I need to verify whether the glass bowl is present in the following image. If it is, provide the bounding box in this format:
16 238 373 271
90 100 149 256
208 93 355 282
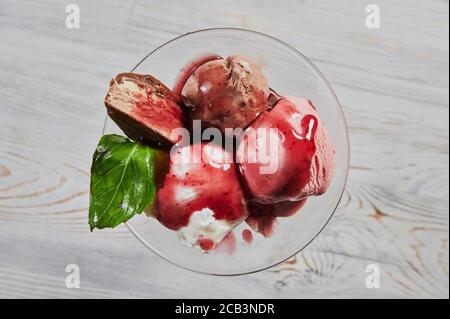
103 28 350 276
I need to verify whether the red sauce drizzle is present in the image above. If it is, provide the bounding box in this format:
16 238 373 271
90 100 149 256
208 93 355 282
173 54 223 100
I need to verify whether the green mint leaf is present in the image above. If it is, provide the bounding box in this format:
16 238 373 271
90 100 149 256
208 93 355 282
89 134 168 230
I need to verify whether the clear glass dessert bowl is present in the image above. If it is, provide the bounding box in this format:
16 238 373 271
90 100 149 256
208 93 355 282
103 28 350 276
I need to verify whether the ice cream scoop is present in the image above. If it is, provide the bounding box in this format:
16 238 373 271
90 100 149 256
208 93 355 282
237 96 336 204
105 73 184 147
152 142 247 250
181 55 270 133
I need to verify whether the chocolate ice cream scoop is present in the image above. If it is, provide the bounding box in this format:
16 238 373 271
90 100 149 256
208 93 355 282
181 55 270 133
105 73 184 147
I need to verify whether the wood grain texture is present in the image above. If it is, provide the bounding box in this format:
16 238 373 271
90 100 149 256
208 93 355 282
0 0 448 298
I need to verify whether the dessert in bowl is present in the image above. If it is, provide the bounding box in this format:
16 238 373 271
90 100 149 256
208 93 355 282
91 28 349 275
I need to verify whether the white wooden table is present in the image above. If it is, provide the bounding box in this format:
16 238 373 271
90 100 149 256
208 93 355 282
0 0 448 298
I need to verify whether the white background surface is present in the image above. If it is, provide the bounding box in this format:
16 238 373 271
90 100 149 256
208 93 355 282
0 0 448 298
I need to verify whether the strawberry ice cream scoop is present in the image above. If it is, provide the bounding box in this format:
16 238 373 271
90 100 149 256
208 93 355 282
181 55 270 133
152 143 247 250
237 96 336 204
